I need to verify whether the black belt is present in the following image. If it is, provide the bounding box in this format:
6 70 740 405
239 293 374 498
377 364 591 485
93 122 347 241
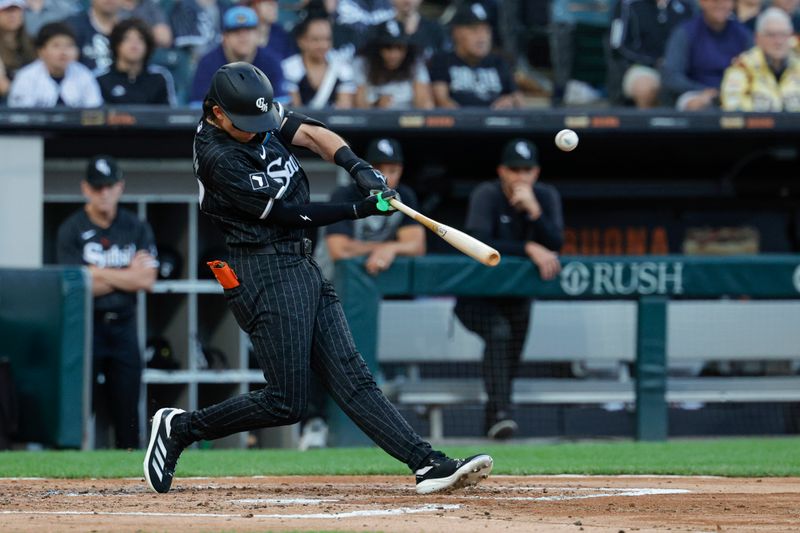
234 238 313 256
94 310 134 324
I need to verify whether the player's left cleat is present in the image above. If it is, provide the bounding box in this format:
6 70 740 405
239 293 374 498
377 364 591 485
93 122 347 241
144 407 186 494
415 452 493 494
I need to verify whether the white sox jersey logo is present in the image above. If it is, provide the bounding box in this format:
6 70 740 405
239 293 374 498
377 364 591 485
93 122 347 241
267 155 300 182
83 242 136 268
249 172 269 190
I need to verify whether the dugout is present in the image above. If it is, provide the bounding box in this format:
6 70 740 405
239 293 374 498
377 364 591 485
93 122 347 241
1 107 799 447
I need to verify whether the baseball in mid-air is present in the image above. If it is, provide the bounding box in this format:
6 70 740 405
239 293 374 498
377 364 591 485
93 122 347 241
555 129 579 152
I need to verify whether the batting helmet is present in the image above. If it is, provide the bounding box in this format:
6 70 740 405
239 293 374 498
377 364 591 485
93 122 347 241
206 62 281 133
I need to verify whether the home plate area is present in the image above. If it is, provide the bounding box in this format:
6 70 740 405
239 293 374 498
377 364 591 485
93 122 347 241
1 475 798 532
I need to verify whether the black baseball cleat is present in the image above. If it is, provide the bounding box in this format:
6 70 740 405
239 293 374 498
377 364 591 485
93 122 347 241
144 407 186 494
487 419 518 440
415 452 493 494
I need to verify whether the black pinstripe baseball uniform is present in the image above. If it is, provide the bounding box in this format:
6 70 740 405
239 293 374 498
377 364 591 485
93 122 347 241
174 110 433 470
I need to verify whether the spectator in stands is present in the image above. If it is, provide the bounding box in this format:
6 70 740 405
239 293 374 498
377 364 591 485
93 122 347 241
334 0 394 50
24 0 79 38
190 5 285 105
608 0 694 108
353 18 432 108
243 0 294 60
661 0 752 110
0 0 36 102
294 0 368 58
57 155 158 449
282 12 355 108
8 21 103 106
67 0 127 74
454 139 563 440
318 137 425 276
429 2 521 108
96 18 175 105
736 0 761 32
120 0 172 48
170 0 224 58
391 0 446 61
721 7 800 110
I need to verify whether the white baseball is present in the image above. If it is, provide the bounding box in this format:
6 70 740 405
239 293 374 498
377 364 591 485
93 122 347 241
555 129 579 152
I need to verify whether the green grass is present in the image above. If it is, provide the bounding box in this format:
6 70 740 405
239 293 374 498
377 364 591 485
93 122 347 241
1 437 798 478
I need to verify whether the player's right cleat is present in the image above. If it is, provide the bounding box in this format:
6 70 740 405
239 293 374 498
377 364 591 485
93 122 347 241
144 407 186 494
415 452 493 494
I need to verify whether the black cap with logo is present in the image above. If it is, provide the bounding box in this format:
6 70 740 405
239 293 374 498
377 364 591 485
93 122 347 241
451 2 491 26
373 19 408 47
500 139 539 167
365 138 404 164
86 155 122 187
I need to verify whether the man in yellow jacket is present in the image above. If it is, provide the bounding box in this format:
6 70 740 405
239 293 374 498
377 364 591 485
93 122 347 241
721 7 800 111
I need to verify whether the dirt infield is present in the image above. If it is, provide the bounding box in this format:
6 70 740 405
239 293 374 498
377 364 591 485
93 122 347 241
1 475 798 532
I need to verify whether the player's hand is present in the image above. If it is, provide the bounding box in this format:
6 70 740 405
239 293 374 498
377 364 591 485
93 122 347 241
510 185 541 219
365 243 397 276
350 160 389 196
353 189 398 218
525 241 561 280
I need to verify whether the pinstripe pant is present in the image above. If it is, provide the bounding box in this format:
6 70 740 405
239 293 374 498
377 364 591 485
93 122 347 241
180 248 433 471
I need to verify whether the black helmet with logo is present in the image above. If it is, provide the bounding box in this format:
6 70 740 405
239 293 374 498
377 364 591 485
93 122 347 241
206 62 281 133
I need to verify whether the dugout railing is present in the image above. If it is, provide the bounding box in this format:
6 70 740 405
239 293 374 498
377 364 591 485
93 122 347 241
331 255 800 444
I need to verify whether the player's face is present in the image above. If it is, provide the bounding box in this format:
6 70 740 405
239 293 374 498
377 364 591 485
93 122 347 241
82 180 124 215
757 19 793 61
212 106 257 143
0 6 24 33
39 35 78 75
380 44 407 70
498 165 539 197
117 28 147 64
374 162 403 189
223 28 259 60
299 19 332 62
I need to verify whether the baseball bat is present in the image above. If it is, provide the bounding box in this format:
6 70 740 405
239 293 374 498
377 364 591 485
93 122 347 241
388 198 501 267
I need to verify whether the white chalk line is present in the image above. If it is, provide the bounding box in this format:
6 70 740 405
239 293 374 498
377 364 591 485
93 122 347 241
229 498 340 505
0 504 461 520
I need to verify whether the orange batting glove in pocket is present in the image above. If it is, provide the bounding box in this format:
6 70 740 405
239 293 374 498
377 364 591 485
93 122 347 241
207 260 240 290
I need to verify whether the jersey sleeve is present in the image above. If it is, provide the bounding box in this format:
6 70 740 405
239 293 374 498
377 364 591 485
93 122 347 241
212 153 289 220
324 186 357 237
428 52 450 84
137 220 159 258
56 217 84 265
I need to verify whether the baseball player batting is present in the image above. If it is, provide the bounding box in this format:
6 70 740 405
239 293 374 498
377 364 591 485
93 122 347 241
143 62 493 495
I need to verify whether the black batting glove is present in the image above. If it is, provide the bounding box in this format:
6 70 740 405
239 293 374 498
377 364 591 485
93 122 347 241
334 145 389 196
352 189 398 218
351 161 389 196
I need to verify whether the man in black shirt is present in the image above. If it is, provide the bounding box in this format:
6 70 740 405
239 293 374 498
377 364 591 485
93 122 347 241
97 18 175 105
143 62 492 496
323 137 425 276
455 139 563 440
66 0 124 74
57 155 158 449
430 2 521 108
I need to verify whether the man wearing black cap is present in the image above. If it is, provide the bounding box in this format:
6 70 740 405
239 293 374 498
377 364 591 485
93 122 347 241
322 137 425 276
455 139 564 440
429 1 521 108
56 155 158 449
